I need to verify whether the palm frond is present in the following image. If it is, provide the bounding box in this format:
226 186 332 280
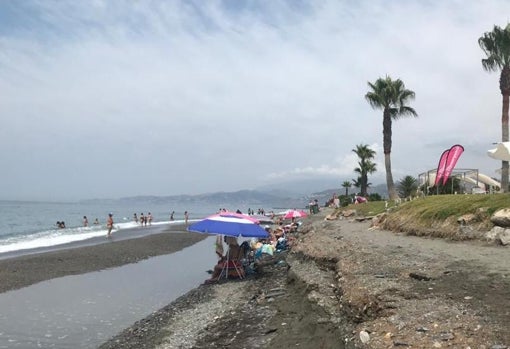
479 23 510 72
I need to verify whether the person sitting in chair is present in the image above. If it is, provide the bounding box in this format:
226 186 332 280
205 236 244 284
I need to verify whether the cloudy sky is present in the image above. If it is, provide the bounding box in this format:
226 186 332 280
1 0 509 201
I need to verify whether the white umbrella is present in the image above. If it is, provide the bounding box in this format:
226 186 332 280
488 142 510 161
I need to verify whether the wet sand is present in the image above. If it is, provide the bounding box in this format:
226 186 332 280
0 223 205 294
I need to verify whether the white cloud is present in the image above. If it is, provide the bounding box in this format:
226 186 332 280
0 0 509 200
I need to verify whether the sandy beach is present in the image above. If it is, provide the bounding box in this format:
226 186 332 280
1 210 509 348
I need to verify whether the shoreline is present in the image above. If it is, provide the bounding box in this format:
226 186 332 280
0 223 205 294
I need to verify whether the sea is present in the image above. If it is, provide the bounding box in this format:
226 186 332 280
0 200 274 256
0 199 283 348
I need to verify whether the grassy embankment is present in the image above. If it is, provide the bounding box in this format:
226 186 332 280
341 194 510 240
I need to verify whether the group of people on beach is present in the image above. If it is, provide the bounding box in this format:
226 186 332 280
204 210 298 284
81 216 100 227
133 212 153 226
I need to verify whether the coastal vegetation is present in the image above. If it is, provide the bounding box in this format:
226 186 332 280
341 194 510 239
341 181 352 196
397 175 419 198
479 23 510 192
365 76 418 200
352 144 377 197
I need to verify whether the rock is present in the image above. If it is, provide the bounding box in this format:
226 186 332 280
371 213 387 227
491 208 510 228
325 214 338 221
437 331 455 341
486 227 503 242
342 209 356 218
487 226 510 245
496 229 510 246
416 326 429 332
359 330 370 343
458 213 477 225
394 341 411 347
355 216 374 222
409 272 432 281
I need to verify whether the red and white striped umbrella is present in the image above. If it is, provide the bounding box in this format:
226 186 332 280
283 210 308 219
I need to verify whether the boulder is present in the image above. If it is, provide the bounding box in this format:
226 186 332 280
324 214 338 221
486 226 503 242
486 226 510 245
342 209 356 218
497 229 510 246
371 213 387 228
490 208 510 228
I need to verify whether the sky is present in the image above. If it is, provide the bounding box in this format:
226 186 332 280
1 0 510 201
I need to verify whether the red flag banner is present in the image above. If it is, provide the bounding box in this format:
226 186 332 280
442 144 464 185
434 149 450 186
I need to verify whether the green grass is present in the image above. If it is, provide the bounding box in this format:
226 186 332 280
392 194 509 220
336 194 510 239
342 194 510 221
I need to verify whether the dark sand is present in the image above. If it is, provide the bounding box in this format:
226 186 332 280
0 224 205 294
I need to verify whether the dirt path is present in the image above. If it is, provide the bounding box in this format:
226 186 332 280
288 212 510 348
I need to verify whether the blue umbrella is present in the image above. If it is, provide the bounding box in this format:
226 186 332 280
187 212 269 238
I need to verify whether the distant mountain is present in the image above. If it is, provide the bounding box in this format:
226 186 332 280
81 181 388 208
83 190 307 209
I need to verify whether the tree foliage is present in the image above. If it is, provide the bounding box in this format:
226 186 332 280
479 23 510 192
341 181 352 196
365 76 417 199
397 175 418 198
352 144 377 197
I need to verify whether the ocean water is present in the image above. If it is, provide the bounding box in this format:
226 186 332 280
0 237 218 348
0 200 246 256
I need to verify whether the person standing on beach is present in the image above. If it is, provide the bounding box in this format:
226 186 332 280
133 213 138 224
170 211 174 221
140 213 145 226
106 213 114 237
83 216 88 227
148 212 153 225
184 211 189 225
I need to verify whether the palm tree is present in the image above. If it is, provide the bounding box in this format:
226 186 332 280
351 177 361 192
479 23 510 192
352 144 377 197
397 175 418 198
365 76 417 200
341 181 352 196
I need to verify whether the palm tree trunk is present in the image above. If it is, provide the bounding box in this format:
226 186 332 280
361 173 367 197
501 92 509 192
385 153 398 200
383 110 398 200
